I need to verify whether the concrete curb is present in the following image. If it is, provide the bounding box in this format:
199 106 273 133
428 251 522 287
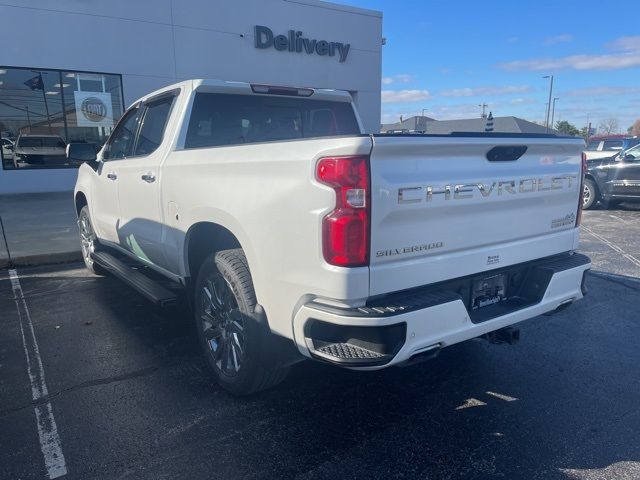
0 250 83 269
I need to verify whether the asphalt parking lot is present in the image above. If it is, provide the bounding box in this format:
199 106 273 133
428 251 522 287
2 205 640 480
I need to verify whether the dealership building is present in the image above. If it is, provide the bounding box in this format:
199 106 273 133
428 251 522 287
0 0 382 194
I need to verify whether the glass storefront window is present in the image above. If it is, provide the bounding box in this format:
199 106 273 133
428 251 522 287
0 67 124 170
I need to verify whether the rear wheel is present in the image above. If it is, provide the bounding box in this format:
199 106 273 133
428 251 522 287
582 178 598 210
78 206 105 275
194 248 289 395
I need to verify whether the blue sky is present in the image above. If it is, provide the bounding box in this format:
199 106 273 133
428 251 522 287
345 0 639 131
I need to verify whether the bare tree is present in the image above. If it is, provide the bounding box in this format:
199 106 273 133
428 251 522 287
598 118 620 135
629 119 640 136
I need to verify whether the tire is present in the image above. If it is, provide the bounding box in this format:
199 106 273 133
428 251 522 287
194 248 289 395
77 206 106 275
582 178 598 210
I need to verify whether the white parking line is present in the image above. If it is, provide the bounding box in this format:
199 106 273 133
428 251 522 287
9 269 67 479
608 214 631 224
582 226 640 269
486 391 518 402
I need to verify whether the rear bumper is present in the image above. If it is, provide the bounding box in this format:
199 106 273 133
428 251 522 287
293 253 590 369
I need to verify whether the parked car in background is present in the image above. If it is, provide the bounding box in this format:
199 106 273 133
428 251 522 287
1 137 14 168
12 134 68 168
583 143 640 209
584 135 640 160
385 129 410 134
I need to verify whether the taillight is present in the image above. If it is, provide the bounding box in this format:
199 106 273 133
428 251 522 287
576 152 587 226
316 155 370 267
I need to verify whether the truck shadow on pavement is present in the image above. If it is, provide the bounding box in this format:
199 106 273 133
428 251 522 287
587 201 640 212
2 267 639 479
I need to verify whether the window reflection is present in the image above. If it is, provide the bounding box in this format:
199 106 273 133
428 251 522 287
0 67 124 170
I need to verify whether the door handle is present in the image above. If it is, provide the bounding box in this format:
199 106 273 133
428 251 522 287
141 172 156 183
107 172 117 181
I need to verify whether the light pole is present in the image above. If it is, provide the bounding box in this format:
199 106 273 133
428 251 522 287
585 114 591 142
478 103 488 118
26 105 31 132
550 97 559 130
421 108 428 117
543 75 554 132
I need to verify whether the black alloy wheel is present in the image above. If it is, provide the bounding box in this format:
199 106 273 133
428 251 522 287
194 249 290 395
199 272 246 377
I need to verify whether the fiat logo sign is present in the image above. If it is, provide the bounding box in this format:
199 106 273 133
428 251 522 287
80 97 107 122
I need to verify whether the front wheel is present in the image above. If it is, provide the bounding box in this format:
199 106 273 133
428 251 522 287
78 206 105 275
582 178 598 210
194 249 289 395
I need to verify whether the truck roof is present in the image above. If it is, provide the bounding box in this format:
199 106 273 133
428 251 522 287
589 134 638 141
132 79 354 106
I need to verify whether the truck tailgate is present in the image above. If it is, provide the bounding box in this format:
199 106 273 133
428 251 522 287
369 135 585 296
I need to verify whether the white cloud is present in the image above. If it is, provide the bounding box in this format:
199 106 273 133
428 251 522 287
382 89 431 104
498 52 640 71
381 101 638 132
499 35 640 71
381 74 414 86
607 36 640 52
439 85 532 97
418 103 487 120
382 99 540 123
565 86 640 97
395 74 413 83
543 34 573 45
509 97 536 105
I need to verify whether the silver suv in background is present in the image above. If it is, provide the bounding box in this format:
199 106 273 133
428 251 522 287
12 134 68 168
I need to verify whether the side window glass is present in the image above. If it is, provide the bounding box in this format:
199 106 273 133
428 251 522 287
134 96 175 156
603 140 623 151
625 147 640 161
103 107 140 160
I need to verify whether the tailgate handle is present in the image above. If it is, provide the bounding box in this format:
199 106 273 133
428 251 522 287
486 145 527 162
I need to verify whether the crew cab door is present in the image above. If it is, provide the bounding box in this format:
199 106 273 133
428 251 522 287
91 104 142 243
116 91 178 269
609 148 640 198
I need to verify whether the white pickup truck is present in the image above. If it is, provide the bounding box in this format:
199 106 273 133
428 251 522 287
71 79 590 395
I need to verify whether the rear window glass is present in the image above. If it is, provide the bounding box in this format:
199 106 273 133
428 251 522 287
185 93 360 149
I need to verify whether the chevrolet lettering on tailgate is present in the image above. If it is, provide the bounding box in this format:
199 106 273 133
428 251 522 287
398 175 578 203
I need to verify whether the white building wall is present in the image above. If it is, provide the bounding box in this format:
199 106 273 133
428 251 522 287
0 0 382 194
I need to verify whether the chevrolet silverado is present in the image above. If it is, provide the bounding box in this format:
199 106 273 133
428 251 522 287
70 79 591 395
